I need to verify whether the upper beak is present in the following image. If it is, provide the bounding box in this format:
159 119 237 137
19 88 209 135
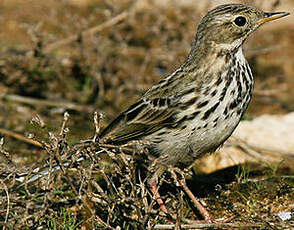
257 11 290 24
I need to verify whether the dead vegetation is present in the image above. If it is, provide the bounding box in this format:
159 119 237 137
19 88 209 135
0 0 293 229
1 113 292 229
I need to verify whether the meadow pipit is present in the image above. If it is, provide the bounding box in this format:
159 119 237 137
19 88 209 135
100 3 289 222
19 3 289 223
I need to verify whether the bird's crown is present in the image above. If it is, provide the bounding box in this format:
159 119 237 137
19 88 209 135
193 4 289 51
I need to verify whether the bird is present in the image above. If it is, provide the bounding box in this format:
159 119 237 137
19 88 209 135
16 3 289 223
98 3 289 222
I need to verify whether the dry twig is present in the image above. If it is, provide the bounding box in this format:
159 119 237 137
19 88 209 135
43 11 129 53
3 94 93 113
0 128 42 147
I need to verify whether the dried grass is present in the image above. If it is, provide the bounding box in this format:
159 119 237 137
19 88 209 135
0 0 293 229
0 112 191 229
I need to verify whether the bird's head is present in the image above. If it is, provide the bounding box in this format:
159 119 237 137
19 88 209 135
193 4 289 51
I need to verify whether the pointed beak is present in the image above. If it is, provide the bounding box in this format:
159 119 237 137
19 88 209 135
257 11 290 24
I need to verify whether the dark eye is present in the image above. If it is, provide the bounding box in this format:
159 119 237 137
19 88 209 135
234 16 247 27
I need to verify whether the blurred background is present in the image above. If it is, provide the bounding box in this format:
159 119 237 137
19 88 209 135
0 0 293 229
0 0 293 167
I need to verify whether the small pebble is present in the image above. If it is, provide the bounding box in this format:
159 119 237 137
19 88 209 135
277 211 292 221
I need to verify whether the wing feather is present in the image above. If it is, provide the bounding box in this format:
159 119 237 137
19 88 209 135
100 69 199 144
100 98 176 144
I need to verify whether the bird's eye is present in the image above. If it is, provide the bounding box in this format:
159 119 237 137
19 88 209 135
234 16 247 27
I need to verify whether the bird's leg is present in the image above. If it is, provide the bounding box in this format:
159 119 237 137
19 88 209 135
149 182 169 214
169 168 214 223
176 172 234 224
148 159 171 215
177 178 213 223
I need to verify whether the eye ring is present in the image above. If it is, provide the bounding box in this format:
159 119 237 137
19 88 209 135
234 16 247 27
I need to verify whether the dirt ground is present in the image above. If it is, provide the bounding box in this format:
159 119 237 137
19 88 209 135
0 0 293 229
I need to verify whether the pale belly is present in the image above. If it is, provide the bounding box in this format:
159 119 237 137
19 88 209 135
146 111 242 168
189 112 241 156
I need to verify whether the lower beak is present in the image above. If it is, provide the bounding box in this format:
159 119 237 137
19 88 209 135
257 12 290 24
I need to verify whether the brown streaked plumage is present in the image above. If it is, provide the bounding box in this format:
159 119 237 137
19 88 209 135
99 3 289 221
18 3 290 223
100 4 288 177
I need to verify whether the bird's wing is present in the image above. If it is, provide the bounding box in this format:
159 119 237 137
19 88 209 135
100 97 177 144
100 67 200 144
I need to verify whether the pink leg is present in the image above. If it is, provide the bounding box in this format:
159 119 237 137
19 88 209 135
150 179 232 224
178 179 213 223
182 184 212 222
150 183 169 214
